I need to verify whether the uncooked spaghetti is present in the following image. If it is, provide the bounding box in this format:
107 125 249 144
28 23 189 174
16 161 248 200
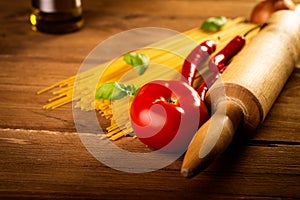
38 17 260 140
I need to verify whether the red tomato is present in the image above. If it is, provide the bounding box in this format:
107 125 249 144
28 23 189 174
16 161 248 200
130 80 208 152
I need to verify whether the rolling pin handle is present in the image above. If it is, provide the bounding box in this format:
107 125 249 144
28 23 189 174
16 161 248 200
181 100 243 178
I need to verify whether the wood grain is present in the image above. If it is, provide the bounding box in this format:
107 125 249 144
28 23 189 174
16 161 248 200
1 129 299 199
0 0 300 199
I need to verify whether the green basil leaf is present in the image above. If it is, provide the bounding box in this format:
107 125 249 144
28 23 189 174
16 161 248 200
95 82 138 100
123 52 150 75
201 16 227 32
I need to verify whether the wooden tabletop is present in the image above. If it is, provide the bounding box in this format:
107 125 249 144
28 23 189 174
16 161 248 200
1 0 300 199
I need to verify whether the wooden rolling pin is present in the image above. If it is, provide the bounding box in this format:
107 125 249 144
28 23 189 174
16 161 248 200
181 9 300 178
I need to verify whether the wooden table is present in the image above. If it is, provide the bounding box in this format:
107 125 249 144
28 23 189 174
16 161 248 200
1 0 300 199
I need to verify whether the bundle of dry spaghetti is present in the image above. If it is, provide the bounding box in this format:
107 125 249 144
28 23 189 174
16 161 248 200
37 17 260 141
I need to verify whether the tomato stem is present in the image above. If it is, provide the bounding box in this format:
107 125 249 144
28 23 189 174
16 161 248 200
167 98 177 104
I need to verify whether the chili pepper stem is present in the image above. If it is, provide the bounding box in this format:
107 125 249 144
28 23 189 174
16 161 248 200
243 24 264 37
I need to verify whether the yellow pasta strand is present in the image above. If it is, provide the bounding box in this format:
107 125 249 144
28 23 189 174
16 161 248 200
37 18 260 140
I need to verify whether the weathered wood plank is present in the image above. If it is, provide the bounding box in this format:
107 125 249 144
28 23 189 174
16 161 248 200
0 129 299 199
0 57 77 132
1 60 299 140
1 7 300 141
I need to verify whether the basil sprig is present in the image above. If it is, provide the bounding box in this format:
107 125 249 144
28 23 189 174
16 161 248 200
124 52 150 75
201 16 227 32
95 82 138 101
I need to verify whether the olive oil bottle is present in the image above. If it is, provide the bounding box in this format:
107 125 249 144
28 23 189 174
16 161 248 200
30 0 84 34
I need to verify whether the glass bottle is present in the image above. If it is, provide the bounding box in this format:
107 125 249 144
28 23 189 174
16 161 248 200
30 0 84 34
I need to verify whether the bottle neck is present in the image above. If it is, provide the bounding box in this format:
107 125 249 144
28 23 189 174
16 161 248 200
32 0 81 13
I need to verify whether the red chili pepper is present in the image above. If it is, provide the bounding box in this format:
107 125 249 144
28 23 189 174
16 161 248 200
197 35 247 100
208 25 262 73
209 35 246 73
181 40 217 87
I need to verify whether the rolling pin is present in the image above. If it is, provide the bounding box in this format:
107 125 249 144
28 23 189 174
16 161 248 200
181 9 300 178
